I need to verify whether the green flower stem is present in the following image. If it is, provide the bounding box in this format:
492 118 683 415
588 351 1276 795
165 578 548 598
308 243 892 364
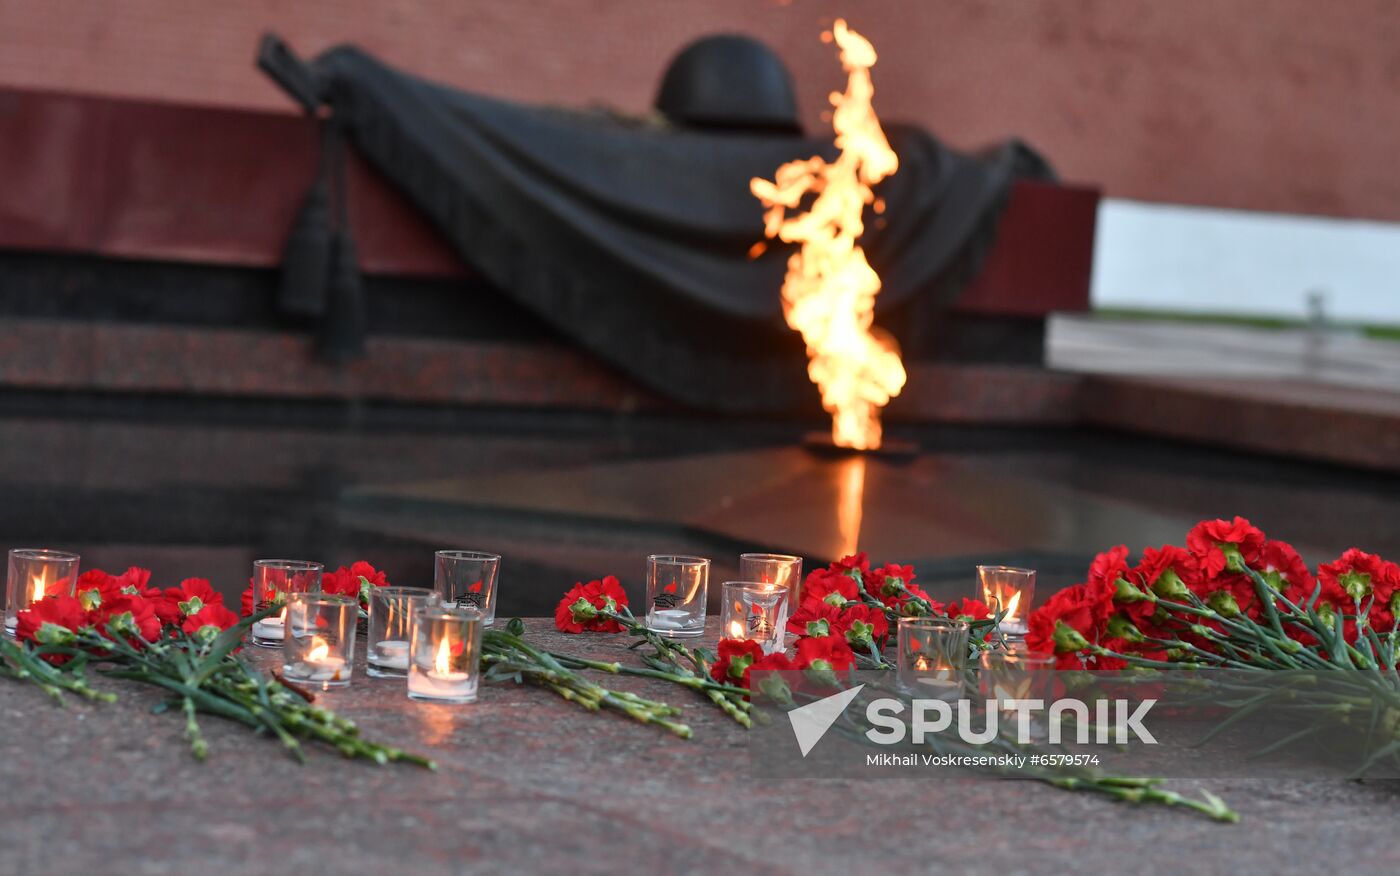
592 607 753 727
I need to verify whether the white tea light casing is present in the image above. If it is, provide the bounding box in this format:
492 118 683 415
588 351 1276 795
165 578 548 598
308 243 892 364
282 593 356 690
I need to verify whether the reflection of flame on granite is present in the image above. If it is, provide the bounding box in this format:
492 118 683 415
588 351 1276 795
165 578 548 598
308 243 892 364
837 455 865 557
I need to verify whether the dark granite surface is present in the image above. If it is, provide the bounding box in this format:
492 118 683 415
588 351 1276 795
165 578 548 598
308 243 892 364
2 618 1399 875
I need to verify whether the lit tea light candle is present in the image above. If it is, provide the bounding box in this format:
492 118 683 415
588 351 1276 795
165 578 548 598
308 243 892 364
5 549 80 637
281 593 356 690
897 617 969 698
408 606 483 703
411 638 469 697
977 565 1037 638
285 636 347 683
719 581 788 654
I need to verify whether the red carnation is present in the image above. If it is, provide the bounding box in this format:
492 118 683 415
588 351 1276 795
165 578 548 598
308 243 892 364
802 568 858 607
1187 517 1266 579
92 593 161 646
835 602 889 649
1026 582 1114 667
111 566 152 594
181 603 241 641
15 595 90 647
1132 546 1198 597
832 553 871 577
74 569 124 611
866 562 916 600
1317 548 1400 631
324 561 389 606
710 638 765 687
240 581 255 617
1087 546 1131 589
554 575 629 633
795 635 856 673
156 577 224 627
945 598 991 621
1259 540 1315 605
787 598 843 639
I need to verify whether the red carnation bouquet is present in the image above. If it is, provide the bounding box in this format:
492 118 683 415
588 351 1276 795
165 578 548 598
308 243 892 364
1026 516 1400 672
3 562 430 768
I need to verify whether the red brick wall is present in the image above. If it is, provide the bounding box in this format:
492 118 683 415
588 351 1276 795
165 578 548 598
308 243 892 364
2 0 1397 221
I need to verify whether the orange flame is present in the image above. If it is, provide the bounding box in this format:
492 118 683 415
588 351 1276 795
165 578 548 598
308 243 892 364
982 583 1024 622
307 636 330 662
750 19 905 450
30 571 48 603
434 636 453 675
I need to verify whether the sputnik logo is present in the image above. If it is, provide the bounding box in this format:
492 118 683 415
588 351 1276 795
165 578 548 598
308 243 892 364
788 683 865 756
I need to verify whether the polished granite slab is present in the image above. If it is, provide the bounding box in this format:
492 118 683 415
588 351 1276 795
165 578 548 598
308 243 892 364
5 404 1400 620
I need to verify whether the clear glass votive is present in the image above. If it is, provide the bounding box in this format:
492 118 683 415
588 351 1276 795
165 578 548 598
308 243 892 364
738 553 803 614
250 559 324 648
367 587 439 677
5 549 80 638
720 581 789 654
645 554 709 638
897 617 970 700
979 645 1056 704
977 565 1036 638
408 606 484 704
434 550 501 625
282 593 356 690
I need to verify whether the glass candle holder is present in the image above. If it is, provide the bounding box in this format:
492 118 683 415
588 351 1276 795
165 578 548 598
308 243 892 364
897 617 970 699
282 593 357 690
434 550 501 625
738 553 803 614
977 565 1036 638
645 554 709 638
367 587 439 677
720 581 789 654
408 606 484 704
250 559 324 648
979 645 1056 704
5 549 80 637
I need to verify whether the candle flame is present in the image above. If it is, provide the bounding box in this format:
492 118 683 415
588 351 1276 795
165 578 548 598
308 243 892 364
435 636 452 675
307 636 329 662
1002 590 1022 621
981 582 1024 622
750 19 905 450
914 655 930 671
729 619 744 638
30 570 48 603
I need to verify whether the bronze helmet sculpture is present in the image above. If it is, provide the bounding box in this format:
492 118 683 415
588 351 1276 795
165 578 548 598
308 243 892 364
655 34 802 135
